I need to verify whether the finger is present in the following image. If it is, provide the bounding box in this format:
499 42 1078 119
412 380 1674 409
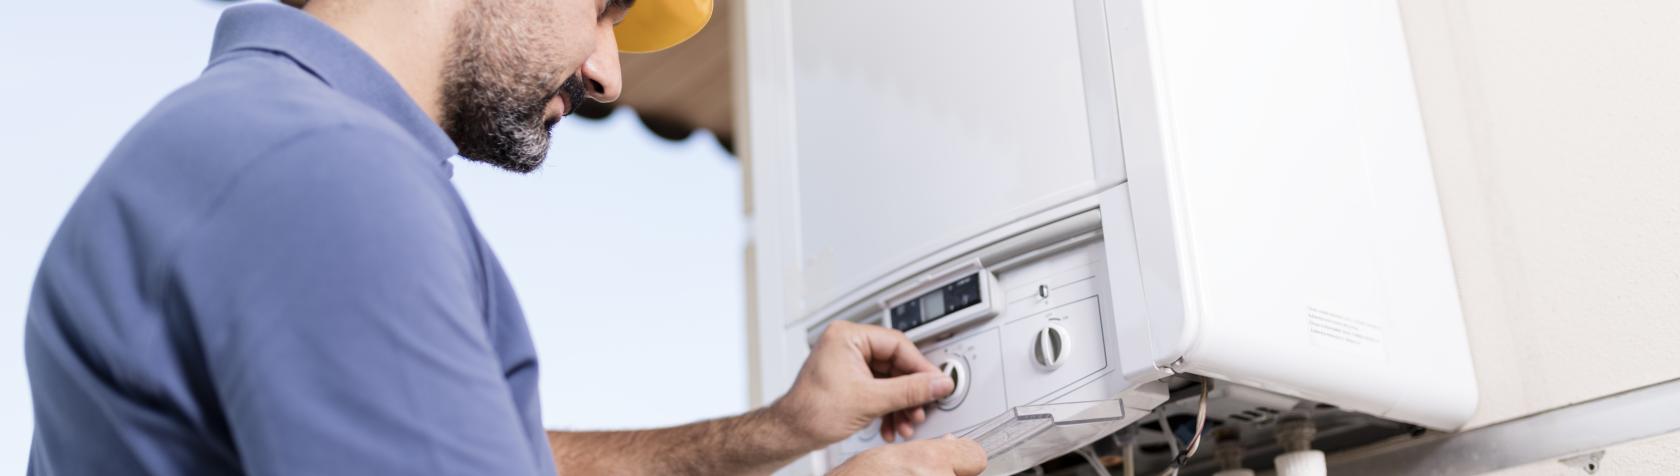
934 436 988 476
891 407 923 437
881 414 895 443
897 418 914 440
870 359 892 377
849 323 940 376
864 371 954 416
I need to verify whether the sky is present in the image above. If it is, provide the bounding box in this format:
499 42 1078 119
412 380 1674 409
0 0 747 471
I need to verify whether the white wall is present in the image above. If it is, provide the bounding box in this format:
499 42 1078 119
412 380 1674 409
1400 0 1680 472
0 1 748 472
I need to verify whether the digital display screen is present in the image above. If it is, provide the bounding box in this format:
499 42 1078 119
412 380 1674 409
890 273 983 332
921 292 946 321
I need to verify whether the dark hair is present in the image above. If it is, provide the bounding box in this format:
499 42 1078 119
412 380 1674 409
280 0 307 7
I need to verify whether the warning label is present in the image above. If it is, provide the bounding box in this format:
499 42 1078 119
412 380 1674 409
1306 306 1385 360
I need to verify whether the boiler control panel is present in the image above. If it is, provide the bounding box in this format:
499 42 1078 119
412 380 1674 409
834 241 1122 471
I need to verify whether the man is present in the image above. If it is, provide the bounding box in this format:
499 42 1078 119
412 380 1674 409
23 0 986 474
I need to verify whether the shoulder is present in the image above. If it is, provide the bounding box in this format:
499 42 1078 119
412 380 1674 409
234 122 455 213
107 48 463 234
72 50 481 286
172 121 478 299
196 118 466 248
153 53 470 263
169 123 485 337
118 50 428 177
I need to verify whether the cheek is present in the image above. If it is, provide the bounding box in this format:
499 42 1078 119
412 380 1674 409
567 15 605 55
549 2 601 58
567 31 598 62
535 16 599 75
501 1 594 68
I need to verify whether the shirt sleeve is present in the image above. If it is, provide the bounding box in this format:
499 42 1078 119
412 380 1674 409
169 124 548 476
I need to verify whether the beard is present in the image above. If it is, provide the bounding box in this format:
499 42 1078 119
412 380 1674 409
438 3 588 173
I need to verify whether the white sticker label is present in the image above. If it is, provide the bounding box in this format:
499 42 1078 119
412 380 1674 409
1305 306 1385 359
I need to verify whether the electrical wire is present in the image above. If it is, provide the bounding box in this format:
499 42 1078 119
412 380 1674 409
1181 379 1210 459
1158 378 1212 476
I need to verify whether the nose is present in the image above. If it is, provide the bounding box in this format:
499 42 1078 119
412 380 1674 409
581 26 624 103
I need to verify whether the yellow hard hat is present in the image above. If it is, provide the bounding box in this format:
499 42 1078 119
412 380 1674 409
614 0 713 54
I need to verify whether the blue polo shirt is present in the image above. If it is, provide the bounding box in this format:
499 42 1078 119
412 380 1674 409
24 4 556 475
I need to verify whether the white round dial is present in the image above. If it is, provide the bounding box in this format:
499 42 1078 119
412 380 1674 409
1032 325 1071 370
935 357 970 410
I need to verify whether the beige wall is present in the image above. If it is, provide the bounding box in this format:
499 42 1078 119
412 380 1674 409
1483 432 1680 476
1400 0 1680 471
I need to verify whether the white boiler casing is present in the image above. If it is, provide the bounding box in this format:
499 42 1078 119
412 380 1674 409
743 0 1478 474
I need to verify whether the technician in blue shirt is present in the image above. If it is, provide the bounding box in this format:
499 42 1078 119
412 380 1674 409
24 1 985 474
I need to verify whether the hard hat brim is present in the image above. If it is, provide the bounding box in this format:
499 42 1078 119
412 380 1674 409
614 0 713 54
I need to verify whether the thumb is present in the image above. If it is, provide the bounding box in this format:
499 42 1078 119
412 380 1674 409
866 371 954 415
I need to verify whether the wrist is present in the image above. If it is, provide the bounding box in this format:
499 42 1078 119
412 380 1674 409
765 396 827 451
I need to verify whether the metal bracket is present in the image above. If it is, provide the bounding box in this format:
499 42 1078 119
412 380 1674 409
1330 378 1680 475
1558 450 1604 474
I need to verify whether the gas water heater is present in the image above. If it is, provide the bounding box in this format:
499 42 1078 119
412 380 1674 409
744 1 1477 474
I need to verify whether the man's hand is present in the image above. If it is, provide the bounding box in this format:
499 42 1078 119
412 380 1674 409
772 320 955 446
830 436 988 476
547 321 966 476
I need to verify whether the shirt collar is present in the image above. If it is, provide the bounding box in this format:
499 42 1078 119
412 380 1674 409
208 3 459 164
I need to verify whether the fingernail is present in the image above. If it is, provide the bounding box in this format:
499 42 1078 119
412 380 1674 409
929 373 954 395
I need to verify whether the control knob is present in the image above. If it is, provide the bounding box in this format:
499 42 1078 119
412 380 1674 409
935 358 970 410
1032 325 1070 370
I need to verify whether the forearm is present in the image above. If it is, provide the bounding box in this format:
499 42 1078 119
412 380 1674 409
547 404 819 476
